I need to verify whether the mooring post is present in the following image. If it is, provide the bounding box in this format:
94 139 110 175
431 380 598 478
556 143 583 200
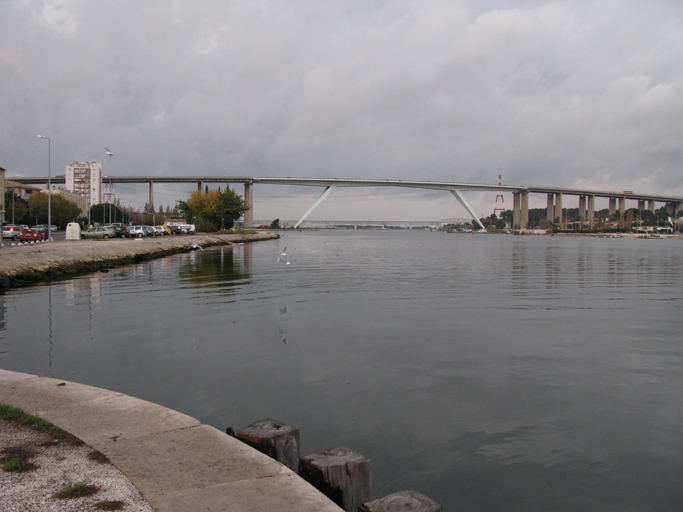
359 490 443 512
299 446 371 512
228 418 300 472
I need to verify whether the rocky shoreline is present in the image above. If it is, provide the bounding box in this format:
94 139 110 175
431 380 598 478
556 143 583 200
0 232 278 293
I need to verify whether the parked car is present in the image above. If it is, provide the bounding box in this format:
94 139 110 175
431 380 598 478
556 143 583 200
31 224 48 235
181 224 196 234
50 225 57 232
19 228 45 242
110 225 131 238
81 226 116 239
128 226 146 238
143 225 156 237
167 225 183 235
3 224 23 240
155 225 170 235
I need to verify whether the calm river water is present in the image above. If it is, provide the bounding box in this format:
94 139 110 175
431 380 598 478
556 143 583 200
1 231 682 511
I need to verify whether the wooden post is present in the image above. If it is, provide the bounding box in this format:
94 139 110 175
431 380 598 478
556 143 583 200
299 446 371 512
360 490 443 512
229 418 300 472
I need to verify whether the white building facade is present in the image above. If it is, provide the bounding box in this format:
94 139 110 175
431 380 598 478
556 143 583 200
65 161 101 208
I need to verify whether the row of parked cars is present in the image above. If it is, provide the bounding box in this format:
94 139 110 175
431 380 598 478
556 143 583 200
80 223 196 239
2 224 57 241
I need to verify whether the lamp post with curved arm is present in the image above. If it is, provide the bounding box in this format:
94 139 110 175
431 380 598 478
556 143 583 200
37 135 51 241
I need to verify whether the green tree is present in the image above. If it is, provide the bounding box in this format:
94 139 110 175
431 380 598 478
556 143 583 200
270 218 280 229
177 188 250 230
4 190 29 224
28 193 81 228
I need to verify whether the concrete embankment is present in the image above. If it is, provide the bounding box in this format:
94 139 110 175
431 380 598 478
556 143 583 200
0 232 278 293
0 369 342 512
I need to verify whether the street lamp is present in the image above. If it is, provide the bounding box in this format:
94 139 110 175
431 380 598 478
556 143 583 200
37 135 51 241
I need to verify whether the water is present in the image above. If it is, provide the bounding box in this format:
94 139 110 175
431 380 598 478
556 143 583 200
1 231 683 511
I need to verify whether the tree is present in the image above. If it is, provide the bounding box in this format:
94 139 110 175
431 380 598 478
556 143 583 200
177 188 250 230
270 218 280 229
28 193 81 228
4 190 29 224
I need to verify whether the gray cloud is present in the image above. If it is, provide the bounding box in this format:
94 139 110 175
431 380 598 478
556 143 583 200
2 0 682 220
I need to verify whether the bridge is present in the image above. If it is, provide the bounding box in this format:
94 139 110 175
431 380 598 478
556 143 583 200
13 176 683 230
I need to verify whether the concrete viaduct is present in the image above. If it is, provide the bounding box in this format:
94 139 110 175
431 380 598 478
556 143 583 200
14 176 683 230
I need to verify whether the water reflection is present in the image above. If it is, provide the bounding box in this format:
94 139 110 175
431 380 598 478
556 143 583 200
1 233 683 511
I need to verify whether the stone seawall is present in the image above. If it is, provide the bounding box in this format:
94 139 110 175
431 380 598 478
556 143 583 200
0 232 278 293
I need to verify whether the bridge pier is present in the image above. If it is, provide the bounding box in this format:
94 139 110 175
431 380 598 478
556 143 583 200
648 200 656 213
148 181 154 212
675 202 682 217
521 192 529 228
638 200 645 210
243 182 253 228
618 197 626 216
512 191 529 229
198 181 204 193
579 196 587 221
547 194 554 223
513 193 521 228
609 197 617 215
555 193 563 224
587 195 595 226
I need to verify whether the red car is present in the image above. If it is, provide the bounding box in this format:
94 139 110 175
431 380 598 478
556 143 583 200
19 228 45 242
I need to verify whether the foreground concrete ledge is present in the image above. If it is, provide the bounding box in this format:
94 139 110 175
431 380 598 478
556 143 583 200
0 369 342 512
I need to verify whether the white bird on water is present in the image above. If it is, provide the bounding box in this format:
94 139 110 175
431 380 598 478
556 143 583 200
277 247 290 265
190 244 204 251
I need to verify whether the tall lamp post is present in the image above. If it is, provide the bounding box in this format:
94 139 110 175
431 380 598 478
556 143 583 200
37 135 51 241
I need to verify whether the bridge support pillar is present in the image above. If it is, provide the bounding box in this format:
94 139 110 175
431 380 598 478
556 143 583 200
513 193 521 229
555 193 563 224
547 194 555 222
648 199 656 213
148 181 154 213
618 197 626 216
609 197 616 215
579 196 587 221
666 202 674 215
244 182 253 228
638 200 645 210
521 192 529 228
198 181 204 193
675 202 682 217
587 195 595 227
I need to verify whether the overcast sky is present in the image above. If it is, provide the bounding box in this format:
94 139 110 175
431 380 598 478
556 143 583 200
2 0 682 221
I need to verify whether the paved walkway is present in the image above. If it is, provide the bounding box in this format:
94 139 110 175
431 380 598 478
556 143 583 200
0 369 342 512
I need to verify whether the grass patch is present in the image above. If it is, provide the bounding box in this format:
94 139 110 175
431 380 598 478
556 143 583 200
1 447 38 473
56 482 99 499
0 403 80 443
94 500 125 510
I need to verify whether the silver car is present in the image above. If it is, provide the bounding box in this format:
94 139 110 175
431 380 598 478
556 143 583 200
128 226 146 238
81 226 116 239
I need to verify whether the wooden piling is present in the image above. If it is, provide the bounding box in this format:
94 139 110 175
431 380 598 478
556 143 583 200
298 446 371 512
359 490 442 512
229 417 300 472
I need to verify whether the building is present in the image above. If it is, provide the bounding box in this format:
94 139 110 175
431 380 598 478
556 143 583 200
65 161 101 208
4 179 42 200
40 188 88 215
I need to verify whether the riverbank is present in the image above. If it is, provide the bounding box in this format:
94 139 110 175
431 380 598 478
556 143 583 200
0 369 341 512
0 232 278 293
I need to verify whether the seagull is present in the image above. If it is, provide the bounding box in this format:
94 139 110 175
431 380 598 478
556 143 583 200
190 244 204 251
104 148 113 164
277 246 290 264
